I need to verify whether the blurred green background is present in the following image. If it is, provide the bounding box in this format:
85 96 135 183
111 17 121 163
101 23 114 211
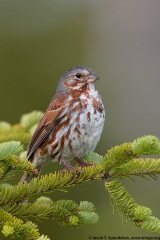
1 0 160 239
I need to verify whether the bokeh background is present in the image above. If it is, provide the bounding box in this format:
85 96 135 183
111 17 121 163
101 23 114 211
1 0 160 239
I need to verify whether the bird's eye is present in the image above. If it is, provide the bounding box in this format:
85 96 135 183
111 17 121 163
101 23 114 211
76 73 82 78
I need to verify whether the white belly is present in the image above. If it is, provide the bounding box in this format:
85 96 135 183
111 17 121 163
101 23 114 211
58 90 105 160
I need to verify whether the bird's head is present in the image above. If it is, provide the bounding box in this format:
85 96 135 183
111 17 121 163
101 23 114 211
56 66 99 93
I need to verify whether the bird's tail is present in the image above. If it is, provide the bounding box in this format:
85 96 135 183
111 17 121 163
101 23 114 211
19 155 41 185
19 172 35 185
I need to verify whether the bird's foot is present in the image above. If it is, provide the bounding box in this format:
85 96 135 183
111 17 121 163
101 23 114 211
74 157 94 168
33 168 39 176
60 158 94 174
60 159 78 173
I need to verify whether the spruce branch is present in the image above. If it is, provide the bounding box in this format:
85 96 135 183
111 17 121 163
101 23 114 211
0 132 31 148
110 158 160 178
20 111 43 130
0 208 44 240
1 198 98 226
0 141 23 160
0 125 31 148
105 180 160 233
0 121 11 130
140 216 160 232
0 165 104 205
0 142 34 183
1 111 160 237
83 152 103 164
132 135 160 155
0 111 43 149
105 180 137 219
101 142 138 172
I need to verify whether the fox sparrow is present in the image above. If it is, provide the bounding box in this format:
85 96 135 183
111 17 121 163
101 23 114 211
20 66 105 184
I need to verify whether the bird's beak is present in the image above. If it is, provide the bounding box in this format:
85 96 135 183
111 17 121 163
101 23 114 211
87 74 100 83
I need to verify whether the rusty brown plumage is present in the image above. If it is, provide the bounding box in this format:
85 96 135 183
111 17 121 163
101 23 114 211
20 66 105 184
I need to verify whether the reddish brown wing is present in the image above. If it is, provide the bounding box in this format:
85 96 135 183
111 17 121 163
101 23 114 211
27 93 69 160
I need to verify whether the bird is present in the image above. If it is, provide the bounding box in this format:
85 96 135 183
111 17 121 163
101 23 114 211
19 66 105 184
